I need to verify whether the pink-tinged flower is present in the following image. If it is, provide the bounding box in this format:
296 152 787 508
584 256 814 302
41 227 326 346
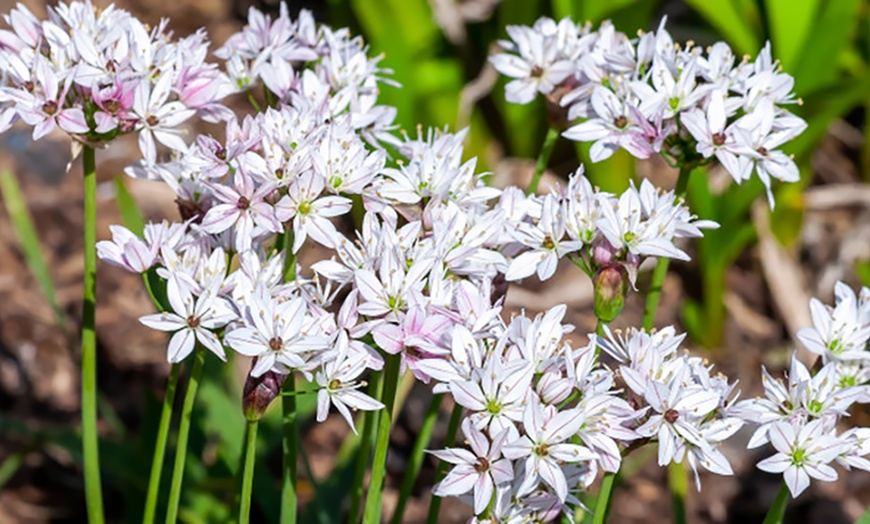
430 419 514 515
200 171 282 253
225 287 329 376
681 90 747 180
315 331 383 434
275 171 352 253
11 59 88 140
757 420 845 497
502 398 596 502
562 86 648 162
2 4 41 50
91 79 137 134
372 306 452 381
132 73 196 164
96 225 157 273
139 279 235 363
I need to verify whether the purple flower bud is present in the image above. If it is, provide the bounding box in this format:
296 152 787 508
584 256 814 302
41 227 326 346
242 362 286 421
592 239 619 268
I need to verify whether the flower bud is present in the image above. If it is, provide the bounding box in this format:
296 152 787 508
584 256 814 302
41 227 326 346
242 363 286 422
593 266 627 323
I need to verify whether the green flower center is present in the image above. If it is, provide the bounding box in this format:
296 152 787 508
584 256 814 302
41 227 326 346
791 448 806 466
486 398 502 415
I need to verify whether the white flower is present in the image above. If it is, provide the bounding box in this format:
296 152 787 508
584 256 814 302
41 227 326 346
502 398 595 502
315 332 383 434
139 279 234 363
224 287 329 376
634 370 721 469
489 18 576 104
275 171 352 252
797 285 870 362
505 195 583 281
132 73 196 164
430 419 514 515
757 420 844 497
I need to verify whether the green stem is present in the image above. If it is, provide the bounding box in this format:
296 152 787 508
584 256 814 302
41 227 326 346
282 231 297 282
391 393 443 524
762 481 790 524
165 347 206 524
362 354 402 524
280 374 299 524
142 363 181 524
668 462 687 524
641 167 692 331
426 402 463 524
592 471 617 524
81 145 104 524
527 127 560 195
349 373 382 524
239 420 259 524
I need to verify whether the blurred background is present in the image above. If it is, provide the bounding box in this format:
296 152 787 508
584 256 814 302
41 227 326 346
1 0 870 522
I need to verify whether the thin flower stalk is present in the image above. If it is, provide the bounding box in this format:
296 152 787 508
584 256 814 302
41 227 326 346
426 402 463 524
391 393 444 524
143 363 181 524
349 373 381 524
239 419 259 524
362 354 402 524
528 127 560 195
280 375 299 524
81 145 104 524
165 347 207 524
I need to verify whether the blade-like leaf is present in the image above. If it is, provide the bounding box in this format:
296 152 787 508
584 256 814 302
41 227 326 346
764 0 820 70
0 170 65 330
114 176 145 236
684 0 760 55
792 0 862 95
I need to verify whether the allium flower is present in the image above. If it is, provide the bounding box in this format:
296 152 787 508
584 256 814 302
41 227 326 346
200 172 282 253
757 420 844 497
492 16 807 208
139 280 234 363
506 195 584 281
797 283 870 362
503 398 595 502
97 225 157 273
430 419 514 515
275 171 352 253
489 18 577 104
315 332 383 433
225 288 329 376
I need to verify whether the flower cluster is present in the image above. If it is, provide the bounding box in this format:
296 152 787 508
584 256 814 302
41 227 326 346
0 1 233 162
428 305 638 519
737 281 870 497
500 169 716 290
214 4 398 147
490 17 807 207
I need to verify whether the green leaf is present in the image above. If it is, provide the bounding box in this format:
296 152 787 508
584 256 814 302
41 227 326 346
792 0 863 95
764 0 820 70
683 0 760 55
0 170 65 330
857 261 870 288
769 184 804 246
114 176 146 236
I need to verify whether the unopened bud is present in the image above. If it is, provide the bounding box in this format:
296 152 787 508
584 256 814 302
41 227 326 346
593 266 627 323
242 363 286 421
591 239 619 268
